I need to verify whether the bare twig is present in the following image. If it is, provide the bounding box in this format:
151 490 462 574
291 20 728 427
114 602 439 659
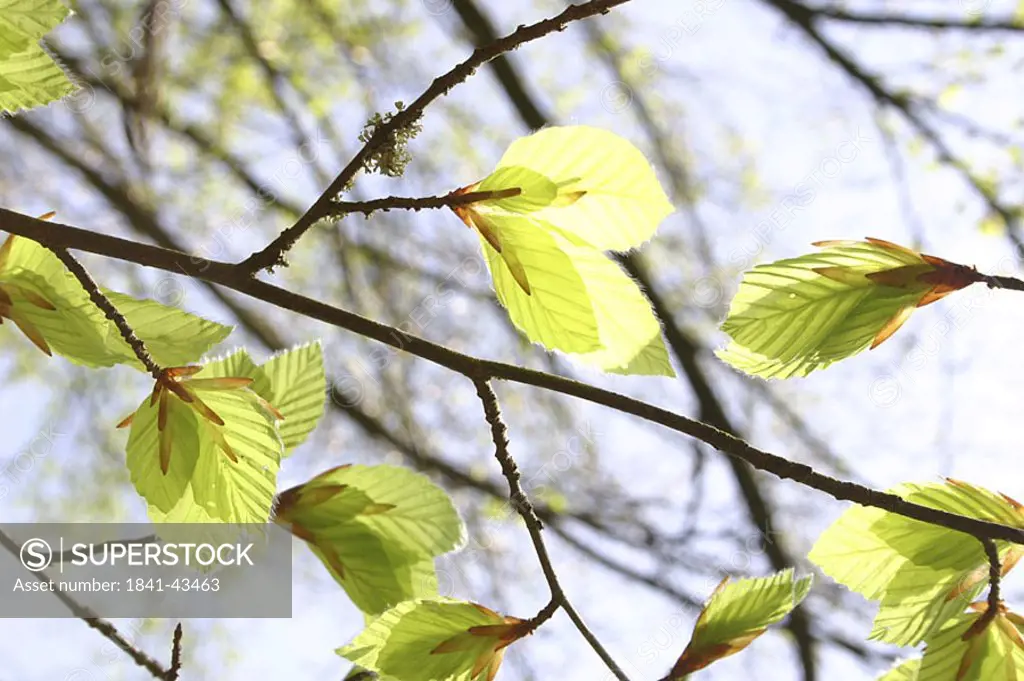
472 378 630 681
326 188 522 217
0 528 172 679
165 624 183 681
241 0 633 273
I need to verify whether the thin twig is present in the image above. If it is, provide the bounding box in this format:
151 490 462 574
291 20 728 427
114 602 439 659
240 0 632 273
48 247 162 377
165 623 183 681
472 378 631 681
976 538 1003 632
809 6 1024 32
327 188 522 217
0 528 171 679
6 209 1024 545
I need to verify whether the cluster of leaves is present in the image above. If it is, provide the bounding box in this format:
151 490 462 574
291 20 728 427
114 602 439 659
7 8 1021 674
452 126 676 376
810 480 1024 680
0 0 75 113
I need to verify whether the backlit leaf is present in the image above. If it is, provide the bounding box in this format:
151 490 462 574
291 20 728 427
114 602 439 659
275 464 465 615
338 599 529 681
0 0 74 113
717 238 986 378
808 480 1024 646
667 569 812 678
479 215 672 375
0 234 231 367
124 357 283 525
475 125 674 250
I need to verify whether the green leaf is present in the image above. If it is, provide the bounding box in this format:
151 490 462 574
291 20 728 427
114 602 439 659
0 234 231 367
276 464 465 615
259 341 326 454
808 480 1024 646
0 0 74 113
917 612 1024 681
102 291 233 368
667 569 812 678
0 0 69 55
877 659 921 680
479 215 673 375
124 356 283 525
475 125 674 250
717 238 958 379
338 599 528 681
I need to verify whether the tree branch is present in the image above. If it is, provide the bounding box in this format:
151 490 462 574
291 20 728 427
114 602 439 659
5 209 1024 546
808 6 1024 32
472 378 630 681
240 0 633 273
48 247 162 377
0 528 173 679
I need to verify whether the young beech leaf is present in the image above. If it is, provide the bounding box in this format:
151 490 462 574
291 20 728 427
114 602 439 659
0 0 75 113
198 345 326 456
447 126 675 377
916 609 1024 681
808 479 1024 646
476 214 673 376
876 659 921 681
338 599 532 681
717 238 988 379
0 233 231 367
121 359 283 525
472 125 675 250
275 464 466 615
666 569 811 679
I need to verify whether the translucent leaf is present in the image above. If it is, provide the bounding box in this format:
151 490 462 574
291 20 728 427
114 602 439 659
918 613 1024 681
124 358 283 525
338 599 528 681
0 0 69 54
0 0 74 113
716 239 978 378
306 527 438 616
102 291 233 368
476 126 674 250
0 234 231 367
480 216 672 375
668 569 812 678
877 659 920 680
259 341 326 454
808 480 1024 646
276 465 465 615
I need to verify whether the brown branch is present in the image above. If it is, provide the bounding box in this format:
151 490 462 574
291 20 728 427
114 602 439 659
974 538 1003 633
165 623 183 681
6 209 1024 547
472 378 630 681
762 0 1024 257
240 0 633 273
11 114 687 609
326 188 522 217
0 528 172 679
48 247 162 378
809 6 1024 32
